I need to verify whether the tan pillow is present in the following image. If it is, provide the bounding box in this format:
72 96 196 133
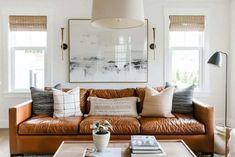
88 97 139 117
141 86 175 117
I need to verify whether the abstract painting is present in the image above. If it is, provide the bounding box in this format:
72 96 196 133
69 19 148 82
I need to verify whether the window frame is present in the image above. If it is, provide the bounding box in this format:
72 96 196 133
10 46 46 92
2 8 53 95
164 8 210 91
169 46 203 87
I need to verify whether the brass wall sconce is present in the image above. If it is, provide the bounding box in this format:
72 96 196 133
149 27 156 60
61 28 68 60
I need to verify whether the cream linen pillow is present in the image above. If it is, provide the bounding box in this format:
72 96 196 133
53 87 83 117
141 86 175 117
88 97 139 117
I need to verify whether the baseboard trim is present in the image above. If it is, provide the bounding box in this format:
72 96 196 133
0 120 8 128
228 120 235 127
215 118 224 126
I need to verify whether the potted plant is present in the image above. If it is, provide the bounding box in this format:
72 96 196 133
90 120 112 152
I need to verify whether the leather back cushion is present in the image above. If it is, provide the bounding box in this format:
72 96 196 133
88 88 136 113
62 88 88 114
136 87 164 113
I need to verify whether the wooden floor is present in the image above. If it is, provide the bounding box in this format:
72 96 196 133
0 129 51 157
0 129 223 157
0 129 10 157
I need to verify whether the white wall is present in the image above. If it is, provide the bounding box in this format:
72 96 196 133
0 0 231 127
229 0 235 127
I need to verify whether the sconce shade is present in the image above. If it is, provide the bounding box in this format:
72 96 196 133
207 51 222 67
91 0 145 29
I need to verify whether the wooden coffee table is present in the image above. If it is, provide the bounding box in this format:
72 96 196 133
54 140 196 157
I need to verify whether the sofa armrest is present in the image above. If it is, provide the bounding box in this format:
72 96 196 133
193 99 214 135
9 100 32 154
9 100 32 126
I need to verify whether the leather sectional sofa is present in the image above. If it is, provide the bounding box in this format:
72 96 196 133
9 88 214 156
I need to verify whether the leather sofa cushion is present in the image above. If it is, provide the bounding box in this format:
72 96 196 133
18 115 83 135
136 87 164 113
80 116 140 135
88 88 136 113
140 114 205 135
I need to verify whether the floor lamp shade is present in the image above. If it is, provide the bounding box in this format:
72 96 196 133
207 51 222 67
91 0 145 29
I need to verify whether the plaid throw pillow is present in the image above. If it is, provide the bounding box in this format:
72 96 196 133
53 87 83 117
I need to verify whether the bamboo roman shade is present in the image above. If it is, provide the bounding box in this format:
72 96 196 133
9 16 47 31
169 15 205 32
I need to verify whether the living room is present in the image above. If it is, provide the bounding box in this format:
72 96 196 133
0 0 235 156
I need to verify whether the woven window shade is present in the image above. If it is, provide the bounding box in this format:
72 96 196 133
9 16 47 31
169 15 205 32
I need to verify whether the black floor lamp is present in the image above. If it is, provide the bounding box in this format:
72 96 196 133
207 51 228 126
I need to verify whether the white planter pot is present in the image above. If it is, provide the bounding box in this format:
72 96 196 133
92 131 110 152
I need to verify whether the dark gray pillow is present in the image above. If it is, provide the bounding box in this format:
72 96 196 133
165 82 195 114
30 84 61 116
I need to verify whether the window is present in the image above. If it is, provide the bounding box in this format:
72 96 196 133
115 37 131 70
8 16 47 92
168 15 205 87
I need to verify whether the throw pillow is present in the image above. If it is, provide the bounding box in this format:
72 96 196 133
87 88 136 113
53 87 83 117
88 97 139 117
30 84 61 116
141 86 175 117
136 87 165 113
165 82 195 114
165 82 177 88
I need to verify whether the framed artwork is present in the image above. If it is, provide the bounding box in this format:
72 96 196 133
68 19 148 83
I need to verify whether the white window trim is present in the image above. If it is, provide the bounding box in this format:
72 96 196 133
164 8 211 94
10 47 46 92
2 8 54 96
169 46 203 87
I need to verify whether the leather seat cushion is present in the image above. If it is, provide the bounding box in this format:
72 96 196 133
80 116 140 135
140 114 205 135
18 115 83 135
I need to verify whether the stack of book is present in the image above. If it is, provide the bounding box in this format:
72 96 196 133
130 135 165 157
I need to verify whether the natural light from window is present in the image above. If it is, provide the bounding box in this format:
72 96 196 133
9 31 46 91
169 31 204 87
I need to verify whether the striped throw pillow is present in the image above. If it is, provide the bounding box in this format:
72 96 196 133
172 85 195 114
88 97 139 117
165 82 195 114
30 84 61 116
53 87 83 117
141 86 175 117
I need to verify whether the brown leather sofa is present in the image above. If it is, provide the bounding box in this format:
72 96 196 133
9 88 214 156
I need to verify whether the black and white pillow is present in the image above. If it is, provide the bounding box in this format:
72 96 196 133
30 84 61 116
53 87 83 117
165 82 195 114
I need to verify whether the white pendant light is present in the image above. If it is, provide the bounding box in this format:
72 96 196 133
91 0 145 29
